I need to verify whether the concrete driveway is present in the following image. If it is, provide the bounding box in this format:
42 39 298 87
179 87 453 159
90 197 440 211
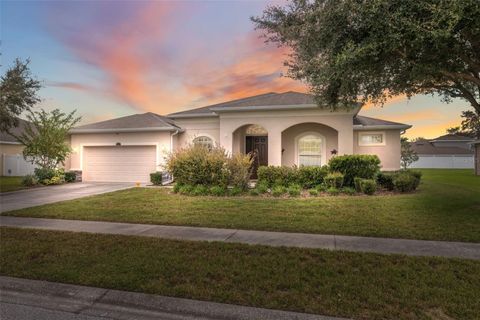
0 182 133 213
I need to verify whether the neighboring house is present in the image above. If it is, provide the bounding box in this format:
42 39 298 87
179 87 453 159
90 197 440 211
0 118 36 176
68 91 411 183
471 140 480 175
409 134 475 169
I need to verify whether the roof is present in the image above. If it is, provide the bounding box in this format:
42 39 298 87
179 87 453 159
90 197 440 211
430 134 475 142
353 115 411 130
410 140 474 155
70 112 182 134
0 118 31 144
168 91 321 117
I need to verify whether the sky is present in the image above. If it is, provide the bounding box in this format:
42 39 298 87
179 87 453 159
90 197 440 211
0 0 472 139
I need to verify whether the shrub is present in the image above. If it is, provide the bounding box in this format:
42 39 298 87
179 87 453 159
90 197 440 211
166 144 229 187
249 188 260 196
272 185 286 197
360 179 377 195
328 155 381 187
21 174 38 187
257 166 298 187
172 183 182 193
192 185 209 196
229 186 243 196
227 153 253 190
64 171 77 183
297 166 329 188
326 187 340 196
255 181 269 194
287 184 302 197
376 172 395 191
150 172 163 185
308 189 319 196
393 172 419 192
210 185 227 196
342 187 356 195
324 172 344 188
34 168 56 181
179 184 194 195
354 177 363 192
315 184 327 192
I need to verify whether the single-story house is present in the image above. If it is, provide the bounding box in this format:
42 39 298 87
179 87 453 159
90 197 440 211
409 134 475 169
0 118 36 176
68 91 412 182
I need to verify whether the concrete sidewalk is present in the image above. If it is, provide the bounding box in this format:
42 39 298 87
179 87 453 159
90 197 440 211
0 276 345 320
1 216 479 260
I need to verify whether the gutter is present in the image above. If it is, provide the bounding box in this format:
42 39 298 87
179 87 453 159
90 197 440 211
353 124 412 131
69 127 184 134
0 141 21 145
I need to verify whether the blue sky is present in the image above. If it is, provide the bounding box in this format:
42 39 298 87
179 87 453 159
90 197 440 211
1 0 471 138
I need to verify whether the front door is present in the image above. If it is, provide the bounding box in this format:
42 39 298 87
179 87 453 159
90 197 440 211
246 136 268 178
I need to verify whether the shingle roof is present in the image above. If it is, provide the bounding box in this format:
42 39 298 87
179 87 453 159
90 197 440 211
70 112 181 133
430 133 475 142
353 115 411 130
168 91 317 117
0 118 30 143
410 140 474 155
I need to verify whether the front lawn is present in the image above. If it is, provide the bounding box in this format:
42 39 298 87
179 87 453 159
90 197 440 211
0 176 25 193
1 227 478 319
3 169 480 242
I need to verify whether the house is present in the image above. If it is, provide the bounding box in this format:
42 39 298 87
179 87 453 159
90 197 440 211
68 91 411 182
409 134 475 169
0 118 36 176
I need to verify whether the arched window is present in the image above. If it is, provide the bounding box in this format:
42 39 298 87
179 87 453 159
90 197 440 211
297 134 324 166
193 136 213 150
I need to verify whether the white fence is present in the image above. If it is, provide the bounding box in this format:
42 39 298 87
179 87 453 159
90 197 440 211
2 154 36 176
409 155 474 169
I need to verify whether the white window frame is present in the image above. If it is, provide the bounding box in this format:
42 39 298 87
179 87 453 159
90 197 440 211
193 135 214 149
358 131 386 146
294 132 326 167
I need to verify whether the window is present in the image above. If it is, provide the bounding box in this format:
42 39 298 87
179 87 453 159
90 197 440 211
298 134 323 166
193 136 213 150
358 132 385 146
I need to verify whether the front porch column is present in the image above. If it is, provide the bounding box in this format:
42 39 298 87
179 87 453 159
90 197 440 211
337 129 354 155
268 128 282 166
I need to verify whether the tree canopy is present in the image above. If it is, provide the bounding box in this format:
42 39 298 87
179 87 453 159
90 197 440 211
252 0 480 113
15 109 81 170
0 59 41 132
447 109 480 138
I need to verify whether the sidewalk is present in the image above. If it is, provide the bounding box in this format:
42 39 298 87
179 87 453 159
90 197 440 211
0 276 345 320
1 216 479 260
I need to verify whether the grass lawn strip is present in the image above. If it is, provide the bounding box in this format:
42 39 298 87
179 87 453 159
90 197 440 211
3 169 479 242
0 176 25 193
1 227 479 320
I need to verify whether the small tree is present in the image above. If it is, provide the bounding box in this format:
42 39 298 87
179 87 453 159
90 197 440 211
0 59 41 132
400 137 419 170
15 109 81 170
447 109 480 138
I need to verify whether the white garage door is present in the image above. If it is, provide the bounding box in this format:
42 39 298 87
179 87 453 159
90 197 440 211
83 146 156 182
409 155 474 169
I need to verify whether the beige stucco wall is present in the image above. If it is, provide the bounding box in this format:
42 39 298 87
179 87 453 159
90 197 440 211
281 123 338 166
173 117 220 148
68 131 172 172
218 109 355 166
0 143 24 175
353 129 402 170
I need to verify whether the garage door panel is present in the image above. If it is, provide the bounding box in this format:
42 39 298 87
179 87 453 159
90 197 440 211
83 146 156 182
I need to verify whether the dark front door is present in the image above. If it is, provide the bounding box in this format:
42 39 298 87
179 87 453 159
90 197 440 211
246 136 268 178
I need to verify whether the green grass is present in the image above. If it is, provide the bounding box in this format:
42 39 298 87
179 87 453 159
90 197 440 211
3 169 480 242
0 176 25 193
1 227 478 320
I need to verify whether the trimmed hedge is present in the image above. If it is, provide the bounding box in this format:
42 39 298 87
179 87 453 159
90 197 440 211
150 172 163 185
257 165 328 188
376 170 422 192
328 155 381 187
324 172 344 188
64 171 77 183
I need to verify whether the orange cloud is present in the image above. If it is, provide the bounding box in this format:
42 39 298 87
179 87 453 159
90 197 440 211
362 94 408 110
403 119 462 139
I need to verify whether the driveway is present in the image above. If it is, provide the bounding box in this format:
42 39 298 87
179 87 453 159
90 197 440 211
0 182 133 213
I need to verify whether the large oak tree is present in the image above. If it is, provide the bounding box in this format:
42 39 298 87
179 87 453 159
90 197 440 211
252 0 480 113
